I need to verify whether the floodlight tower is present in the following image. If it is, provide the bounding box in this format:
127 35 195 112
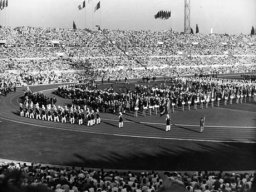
184 0 191 34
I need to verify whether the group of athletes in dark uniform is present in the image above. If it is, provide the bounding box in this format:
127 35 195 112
55 77 256 118
0 81 17 96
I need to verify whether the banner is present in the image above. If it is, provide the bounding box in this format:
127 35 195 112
95 1 100 11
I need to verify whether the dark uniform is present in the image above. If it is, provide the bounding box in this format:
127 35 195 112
119 113 123 128
166 114 171 131
200 116 205 132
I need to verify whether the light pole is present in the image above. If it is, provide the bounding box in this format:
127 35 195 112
184 0 191 34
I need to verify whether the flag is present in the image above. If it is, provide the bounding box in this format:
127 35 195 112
251 26 255 35
196 24 199 33
78 0 86 10
0 0 7 9
95 1 100 11
190 28 194 34
154 10 171 19
160 11 163 18
73 21 77 30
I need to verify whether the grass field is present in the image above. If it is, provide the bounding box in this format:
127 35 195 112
0 79 256 171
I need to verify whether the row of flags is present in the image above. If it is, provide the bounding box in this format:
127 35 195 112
0 0 8 10
154 10 171 20
78 0 100 12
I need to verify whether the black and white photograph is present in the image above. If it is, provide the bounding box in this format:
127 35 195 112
0 0 256 191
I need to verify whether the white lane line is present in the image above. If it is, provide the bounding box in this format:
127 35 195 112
0 116 255 143
1 107 255 129
140 121 256 129
217 106 256 114
102 118 256 129
27 82 74 88
37 88 57 93
38 80 140 93
101 118 133 123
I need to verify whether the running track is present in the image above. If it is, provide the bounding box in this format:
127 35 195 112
0 83 256 170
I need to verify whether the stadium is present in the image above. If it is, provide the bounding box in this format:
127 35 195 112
0 0 256 192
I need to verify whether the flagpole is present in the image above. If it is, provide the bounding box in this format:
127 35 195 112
0 5 2 26
0 8 6 27
100 1 102 29
84 3 86 28
0 2 1 26
91 2 93 29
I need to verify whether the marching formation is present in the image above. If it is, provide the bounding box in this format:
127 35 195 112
19 91 101 126
1 27 256 89
18 75 256 132
55 77 256 116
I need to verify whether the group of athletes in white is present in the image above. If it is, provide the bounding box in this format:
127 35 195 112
19 101 101 126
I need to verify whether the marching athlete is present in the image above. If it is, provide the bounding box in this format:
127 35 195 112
29 107 34 119
200 116 206 133
166 114 171 131
87 111 91 126
41 105 47 121
61 111 67 123
78 111 83 125
91 110 95 125
20 107 24 117
119 112 124 128
53 110 59 122
70 111 75 124
47 108 53 121
134 101 139 117
35 107 41 120
96 109 101 124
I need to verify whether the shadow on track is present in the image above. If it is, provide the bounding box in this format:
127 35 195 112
125 117 165 132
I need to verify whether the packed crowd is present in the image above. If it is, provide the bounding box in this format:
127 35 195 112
0 58 94 86
1 56 256 87
1 27 256 58
1 26 256 87
0 161 255 192
103 29 256 56
0 27 122 58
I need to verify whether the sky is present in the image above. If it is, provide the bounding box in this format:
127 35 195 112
0 0 255 34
